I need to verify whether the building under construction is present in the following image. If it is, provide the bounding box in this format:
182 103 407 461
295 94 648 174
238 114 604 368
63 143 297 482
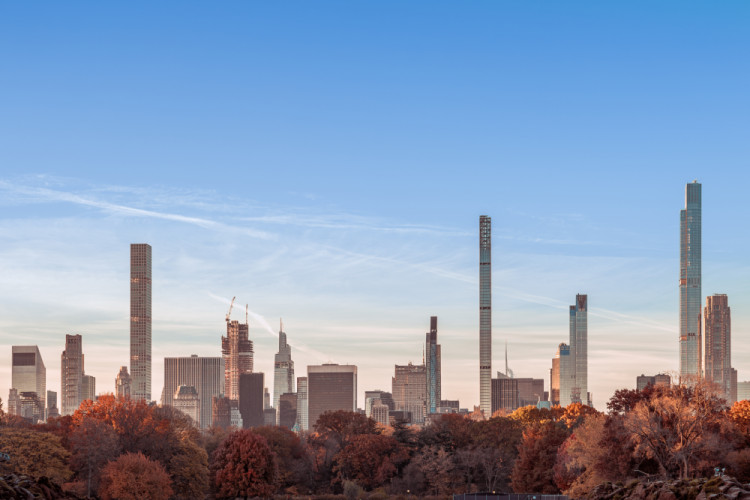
221 297 254 401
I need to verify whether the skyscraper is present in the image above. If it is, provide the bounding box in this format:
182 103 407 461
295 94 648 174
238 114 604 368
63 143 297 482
239 372 265 429
61 334 83 415
680 181 702 380
296 376 308 431
425 316 441 415
553 343 574 407
307 364 357 430
115 366 132 398
704 294 733 402
569 294 588 405
130 243 152 401
273 319 294 416
11 345 46 421
392 362 427 424
81 374 96 402
222 302 253 401
163 355 224 429
479 215 492 417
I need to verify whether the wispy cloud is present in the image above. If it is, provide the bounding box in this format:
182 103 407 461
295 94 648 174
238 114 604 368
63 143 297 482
0 180 275 240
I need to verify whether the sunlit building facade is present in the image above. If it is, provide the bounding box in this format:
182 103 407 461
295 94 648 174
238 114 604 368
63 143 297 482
570 294 588 405
680 181 702 380
11 345 46 420
704 294 733 402
130 243 152 401
479 215 492 417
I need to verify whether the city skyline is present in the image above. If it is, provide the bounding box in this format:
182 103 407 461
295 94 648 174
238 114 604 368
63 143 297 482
2 3 750 412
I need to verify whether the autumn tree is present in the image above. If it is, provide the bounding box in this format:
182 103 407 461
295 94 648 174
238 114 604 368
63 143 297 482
510 421 570 494
414 445 458 495
69 418 121 497
333 433 409 490
0 427 72 484
253 425 312 494
99 452 173 500
211 429 276 499
624 383 733 479
561 402 599 429
168 439 209 499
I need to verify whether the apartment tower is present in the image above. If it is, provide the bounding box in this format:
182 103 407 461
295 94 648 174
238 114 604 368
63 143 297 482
570 294 588 404
130 243 152 401
425 316 441 415
479 215 492 417
679 181 702 380
307 364 357 430
61 334 83 415
704 294 733 402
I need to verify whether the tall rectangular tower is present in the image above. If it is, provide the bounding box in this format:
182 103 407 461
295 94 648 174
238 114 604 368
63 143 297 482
11 345 46 419
392 362 427 424
479 215 492 417
704 294 732 401
680 181 702 380
130 243 152 401
425 316 441 415
273 319 294 416
61 334 83 415
222 314 254 401
163 355 224 429
569 294 588 405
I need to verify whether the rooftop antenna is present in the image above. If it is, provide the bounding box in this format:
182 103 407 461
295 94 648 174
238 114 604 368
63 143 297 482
245 304 248 325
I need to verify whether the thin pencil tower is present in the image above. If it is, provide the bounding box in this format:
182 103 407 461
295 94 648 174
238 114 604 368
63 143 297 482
479 215 492 417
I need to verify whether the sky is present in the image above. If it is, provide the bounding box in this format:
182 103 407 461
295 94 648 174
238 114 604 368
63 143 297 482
1 2 750 412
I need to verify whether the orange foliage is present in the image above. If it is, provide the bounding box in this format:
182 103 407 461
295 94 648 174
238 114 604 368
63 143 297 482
99 452 172 500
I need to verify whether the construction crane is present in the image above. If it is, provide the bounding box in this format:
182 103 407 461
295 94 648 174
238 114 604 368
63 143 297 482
226 296 236 322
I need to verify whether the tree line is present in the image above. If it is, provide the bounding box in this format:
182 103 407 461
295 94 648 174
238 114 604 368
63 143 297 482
1 382 750 499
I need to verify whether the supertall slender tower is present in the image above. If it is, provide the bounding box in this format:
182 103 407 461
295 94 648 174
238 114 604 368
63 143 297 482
569 294 588 405
679 181 702 380
130 243 152 401
479 215 492 417
704 294 732 401
425 316 441 415
273 319 295 414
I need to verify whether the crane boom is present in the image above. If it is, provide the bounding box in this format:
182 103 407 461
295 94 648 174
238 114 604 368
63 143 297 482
226 296 236 322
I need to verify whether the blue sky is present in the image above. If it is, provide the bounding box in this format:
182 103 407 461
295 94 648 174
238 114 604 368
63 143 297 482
1 2 749 410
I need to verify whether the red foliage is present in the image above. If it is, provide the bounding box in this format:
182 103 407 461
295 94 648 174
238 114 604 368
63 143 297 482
333 433 409 490
99 452 173 500
510 421 570 494
211 429 276 499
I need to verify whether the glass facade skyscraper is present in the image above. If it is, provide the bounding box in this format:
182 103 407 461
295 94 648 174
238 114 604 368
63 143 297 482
569 294 588 405
479 215 492 417
679 181 702 380
704 294 733 402
273 319 294 421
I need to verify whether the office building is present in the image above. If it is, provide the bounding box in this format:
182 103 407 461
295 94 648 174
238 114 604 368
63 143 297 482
516 378 545 407
392 362 426 424
704 294 733 403
365 390 394 417
491 376 519 414
212 394 231 429
570 294 588 405
163 355 224 429
279 393 297 429
552 343 574 407
739 381 750 402
7 389 21 417
680 181 702 380
130 243 152 401
425 316 441 415
230 401 243 428
307 364 357 430
637 373 672 391
273 319 294 420
61 334 84 415
239 372 265 429
173 385 201 425
371 400 390 426
296 376 308 431
11 346 46 416
116 366 131 398
81 374 96 402
222 303 253 401
479 215 492 417
46 390 59 420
